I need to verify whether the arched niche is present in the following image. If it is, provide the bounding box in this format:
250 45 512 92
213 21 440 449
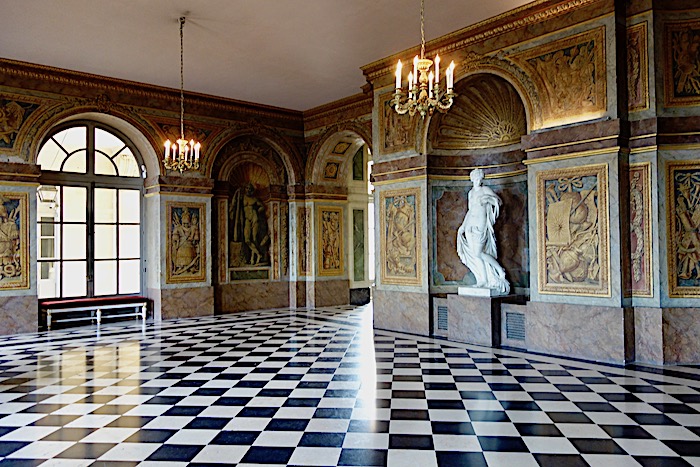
426 73 530 294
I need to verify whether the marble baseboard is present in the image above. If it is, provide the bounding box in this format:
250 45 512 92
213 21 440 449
0 295 37 335
526 302 628 364
634 307 663 364
310 279 349 308
662 308 700 364
374 288 429 335
447 295 494 346
217 282 289 313
157 287 214 320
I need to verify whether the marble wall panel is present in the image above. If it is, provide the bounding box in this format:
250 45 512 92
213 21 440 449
662 308 700 363
0 295 37 334
159 286 214 320
434 188 469 284
373 288 429 335
526 301 626 363
353 210 365 282
446 295 493 346
634 307 663 364
311 279 349 308
217 282 289 313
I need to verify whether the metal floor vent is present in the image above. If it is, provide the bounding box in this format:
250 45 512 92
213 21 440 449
437 305 448 331
505 311 526 341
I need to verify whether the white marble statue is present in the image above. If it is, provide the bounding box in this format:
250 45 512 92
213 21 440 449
456 168 510 295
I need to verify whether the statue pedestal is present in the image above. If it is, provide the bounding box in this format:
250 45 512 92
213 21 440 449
457 287 505 297
447 293 505 347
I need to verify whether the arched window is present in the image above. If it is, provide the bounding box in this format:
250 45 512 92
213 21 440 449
36 121 143 299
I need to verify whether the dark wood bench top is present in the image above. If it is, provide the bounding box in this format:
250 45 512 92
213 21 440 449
40 296 148 309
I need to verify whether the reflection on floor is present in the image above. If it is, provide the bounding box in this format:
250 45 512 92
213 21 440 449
0 305 698 466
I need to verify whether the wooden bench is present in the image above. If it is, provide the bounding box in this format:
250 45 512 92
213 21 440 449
40 296 149 330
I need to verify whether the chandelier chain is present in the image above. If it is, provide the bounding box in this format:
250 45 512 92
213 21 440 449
420 0 425 59
179 16 185 141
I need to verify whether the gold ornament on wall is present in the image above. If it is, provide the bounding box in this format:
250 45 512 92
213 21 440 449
166 201 206 284
318 206 343 276
0 193 28 290
628 162 652 297
664 19 700 107
380 187 422 286
627 22 649 112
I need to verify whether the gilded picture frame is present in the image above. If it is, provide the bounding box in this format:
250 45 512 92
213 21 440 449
380 187 422 286
166 201 206 284
536 164 610 296
0 192 28 290
667 160 700 297
629 162 653 297
317 206 344 276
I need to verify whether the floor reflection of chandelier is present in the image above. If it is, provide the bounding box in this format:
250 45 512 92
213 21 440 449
164 16 201 173
393 0 456 118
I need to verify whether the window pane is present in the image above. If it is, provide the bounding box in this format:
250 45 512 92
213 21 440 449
62 224 86 259
118 190 140 223
95 152 117 176
62 187 86 222
94 260 117 296
40 222 55 237
119 260 140 294
62 261 87 297
95 188 117 223
116 149 139 177
37 139 66 172
119 225 140 258
40 239 55 259
38 261 59 299
52 127 86 155
62 149 87 174
95 128 125 157
95 225 116 259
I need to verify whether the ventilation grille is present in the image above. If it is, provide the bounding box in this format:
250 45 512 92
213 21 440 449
505 312 525 341
437 305 448 331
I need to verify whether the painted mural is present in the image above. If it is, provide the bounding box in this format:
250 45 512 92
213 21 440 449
536 164 610 296
229 184 270 268
665 20 700 106
166 202 205 284
628 22 649 112
380 92 415 154
0 99 39 149
515 27 606 127
629 163 652 297
318 206 343 276
380 188 421 286
667 161 700 297
297 206 310 276
0 193 28 290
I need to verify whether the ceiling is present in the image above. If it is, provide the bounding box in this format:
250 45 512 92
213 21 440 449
0 0 534 111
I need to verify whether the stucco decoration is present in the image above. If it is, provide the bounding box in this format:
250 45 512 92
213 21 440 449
667 160 700 297
380 187 421 286
665 19 700 106
166 201 206 284
318 206 343 276
536 164 610 296
297 206 310 276
628 22 650 112
456 169 510 295
322 161 341 181
629 162 652 297
0 193 28 290
332 142 351 154
513 27 606 127
379 92 416 155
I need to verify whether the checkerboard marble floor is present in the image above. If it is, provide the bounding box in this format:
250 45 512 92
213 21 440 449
0 305 699 466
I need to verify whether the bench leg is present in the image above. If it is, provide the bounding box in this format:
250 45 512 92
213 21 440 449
47 311 52 331
96 309 102 326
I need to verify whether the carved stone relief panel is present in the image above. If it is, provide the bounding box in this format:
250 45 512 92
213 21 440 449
628 163 652 297
536 164 610 296
0 193 28 290
665 19 700 107
513 27 606 127
166 201 206 284
667 160 700 298
379 92 416 155
380 187 422 286
628 22 650 112
317 206 343 276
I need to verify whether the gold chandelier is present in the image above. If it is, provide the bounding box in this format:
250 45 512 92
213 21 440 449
164 16 201 173
393 0 456 118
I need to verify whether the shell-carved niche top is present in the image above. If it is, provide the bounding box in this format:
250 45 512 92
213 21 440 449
431 75 526 150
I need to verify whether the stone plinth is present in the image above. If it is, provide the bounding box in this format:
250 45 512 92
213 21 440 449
458 287 505 297
374 288 429 335
447 294 498 347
